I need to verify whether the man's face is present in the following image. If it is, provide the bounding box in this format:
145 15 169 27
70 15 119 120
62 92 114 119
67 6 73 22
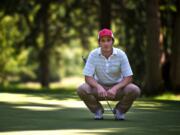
99 36 113 53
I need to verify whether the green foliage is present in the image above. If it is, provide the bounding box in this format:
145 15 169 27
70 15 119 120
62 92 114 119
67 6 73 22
0 0 179 93
58 43 84 78
0 15 35 85
113 0 147 86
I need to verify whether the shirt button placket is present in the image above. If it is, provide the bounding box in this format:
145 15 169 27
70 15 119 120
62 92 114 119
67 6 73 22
106 60 109 73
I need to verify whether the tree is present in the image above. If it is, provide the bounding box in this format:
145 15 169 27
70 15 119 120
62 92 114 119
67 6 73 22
144 0 163 95
17 0 52 88
116 0 146 86
171 0 180 90
99 0 111 29
38 1 51 88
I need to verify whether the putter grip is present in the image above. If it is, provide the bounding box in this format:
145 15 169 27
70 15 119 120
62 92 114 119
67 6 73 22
82 56 87 64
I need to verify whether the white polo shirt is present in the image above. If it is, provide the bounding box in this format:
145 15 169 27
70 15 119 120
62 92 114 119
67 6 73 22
83 47 133 85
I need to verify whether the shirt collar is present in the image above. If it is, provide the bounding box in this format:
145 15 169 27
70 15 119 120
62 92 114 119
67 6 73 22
98 47 117 56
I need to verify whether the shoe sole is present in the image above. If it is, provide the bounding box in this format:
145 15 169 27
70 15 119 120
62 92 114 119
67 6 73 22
115 118 125 121
94 117 104 120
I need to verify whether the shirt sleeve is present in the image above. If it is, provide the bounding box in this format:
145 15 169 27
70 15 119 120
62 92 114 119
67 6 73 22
120 52 133 77
83 52 95 77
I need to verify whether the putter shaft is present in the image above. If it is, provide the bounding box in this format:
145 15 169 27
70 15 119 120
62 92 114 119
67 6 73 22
105 97 114 114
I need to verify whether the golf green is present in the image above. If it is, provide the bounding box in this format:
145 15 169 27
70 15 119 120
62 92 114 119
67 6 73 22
0 92 180 135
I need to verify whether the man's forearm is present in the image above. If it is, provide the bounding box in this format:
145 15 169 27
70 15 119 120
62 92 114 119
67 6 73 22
115 76 132 90
85 76 100 88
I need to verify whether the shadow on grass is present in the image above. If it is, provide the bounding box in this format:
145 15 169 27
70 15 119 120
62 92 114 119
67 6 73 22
0 94 180 135
0 86 78 100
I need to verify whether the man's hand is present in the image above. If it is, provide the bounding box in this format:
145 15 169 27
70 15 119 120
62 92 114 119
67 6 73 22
107 86 118 99
107 76 132 99
96 84 107 98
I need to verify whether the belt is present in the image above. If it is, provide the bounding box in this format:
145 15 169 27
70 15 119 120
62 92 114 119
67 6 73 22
100 83 117 87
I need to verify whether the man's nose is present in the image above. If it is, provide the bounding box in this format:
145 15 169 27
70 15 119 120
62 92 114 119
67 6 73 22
104 41 110 45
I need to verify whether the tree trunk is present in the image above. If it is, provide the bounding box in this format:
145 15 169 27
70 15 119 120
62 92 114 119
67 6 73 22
170 0 180 90
99 0 111 29
39 2 50 88
144 0 163 95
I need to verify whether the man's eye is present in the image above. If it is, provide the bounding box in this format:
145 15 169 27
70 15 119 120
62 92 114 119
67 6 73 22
101 40 105 42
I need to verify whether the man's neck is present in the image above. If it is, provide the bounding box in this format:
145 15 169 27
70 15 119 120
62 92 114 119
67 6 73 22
101 49 113 59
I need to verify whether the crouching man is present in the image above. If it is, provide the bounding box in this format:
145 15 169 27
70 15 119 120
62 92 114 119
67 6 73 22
77 28 140 120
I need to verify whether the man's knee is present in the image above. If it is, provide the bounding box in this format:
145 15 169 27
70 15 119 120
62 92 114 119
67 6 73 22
77 84 85 96
77 83 91 96
124 83 141 98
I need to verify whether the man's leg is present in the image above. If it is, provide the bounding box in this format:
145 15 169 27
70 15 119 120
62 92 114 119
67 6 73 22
77 83 104 113
115 83 140 114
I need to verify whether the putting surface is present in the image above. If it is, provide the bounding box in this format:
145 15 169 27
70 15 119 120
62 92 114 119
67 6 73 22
0 92 180 135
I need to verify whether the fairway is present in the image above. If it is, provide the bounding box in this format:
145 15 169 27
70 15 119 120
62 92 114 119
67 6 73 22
0 92 180 135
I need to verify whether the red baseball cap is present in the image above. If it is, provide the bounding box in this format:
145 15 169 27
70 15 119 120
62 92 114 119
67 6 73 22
98 28 114 40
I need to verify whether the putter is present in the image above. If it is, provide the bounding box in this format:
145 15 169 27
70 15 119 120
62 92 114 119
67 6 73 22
104 97 115 115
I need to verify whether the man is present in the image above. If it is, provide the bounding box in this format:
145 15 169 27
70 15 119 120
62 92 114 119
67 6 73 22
77 28 140 120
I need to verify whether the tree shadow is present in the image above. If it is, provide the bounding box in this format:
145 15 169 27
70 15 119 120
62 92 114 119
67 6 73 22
0 87 78 100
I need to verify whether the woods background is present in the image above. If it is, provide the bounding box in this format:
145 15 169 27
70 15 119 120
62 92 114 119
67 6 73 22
0 0 180 96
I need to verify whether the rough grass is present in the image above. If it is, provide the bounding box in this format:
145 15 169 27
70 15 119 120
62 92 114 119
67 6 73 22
0 90 180 135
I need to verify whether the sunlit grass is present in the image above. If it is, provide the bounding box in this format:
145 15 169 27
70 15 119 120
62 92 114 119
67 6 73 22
50 76 84 88
0 128 122 135
0 93 85 109
153 92 180 101
133 100 165 110
16 76 84 90
14 106 60 111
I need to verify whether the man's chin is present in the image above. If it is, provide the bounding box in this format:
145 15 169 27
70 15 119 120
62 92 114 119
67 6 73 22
104 49 112 53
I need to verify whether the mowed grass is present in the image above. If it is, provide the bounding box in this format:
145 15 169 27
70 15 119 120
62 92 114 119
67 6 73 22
0 77 180 135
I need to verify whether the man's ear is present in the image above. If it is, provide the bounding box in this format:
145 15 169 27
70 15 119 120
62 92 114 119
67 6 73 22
112 38 114 44
98 40 101 47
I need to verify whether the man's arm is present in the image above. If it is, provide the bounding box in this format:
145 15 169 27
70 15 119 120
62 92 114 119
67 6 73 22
107 76 132 98
85 76 99 88
85 76 107 97
114 76 132 90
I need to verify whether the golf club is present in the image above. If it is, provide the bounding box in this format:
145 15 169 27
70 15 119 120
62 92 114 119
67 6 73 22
104 97 114 113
